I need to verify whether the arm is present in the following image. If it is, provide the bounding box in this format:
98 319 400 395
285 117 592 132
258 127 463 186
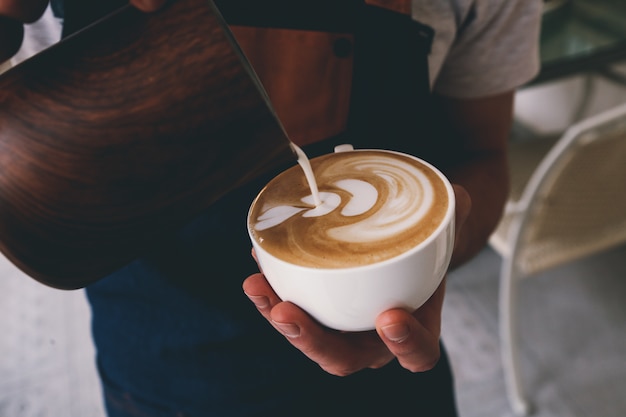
436 91 513 268
243 90 514 375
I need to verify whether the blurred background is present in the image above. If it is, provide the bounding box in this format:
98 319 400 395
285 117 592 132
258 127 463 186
1 1 625 416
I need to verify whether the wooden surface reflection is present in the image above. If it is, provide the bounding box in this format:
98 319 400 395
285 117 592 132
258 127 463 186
0 0 294 289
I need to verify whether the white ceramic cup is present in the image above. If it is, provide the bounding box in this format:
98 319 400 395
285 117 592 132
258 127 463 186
247 146 456 331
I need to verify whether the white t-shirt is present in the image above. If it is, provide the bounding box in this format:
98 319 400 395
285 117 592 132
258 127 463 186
415 0 542 98
8 5 62 67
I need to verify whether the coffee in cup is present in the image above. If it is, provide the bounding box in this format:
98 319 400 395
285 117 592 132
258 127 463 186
248 144 455 331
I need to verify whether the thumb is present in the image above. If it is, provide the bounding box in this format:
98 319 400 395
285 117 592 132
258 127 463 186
375 309 441 373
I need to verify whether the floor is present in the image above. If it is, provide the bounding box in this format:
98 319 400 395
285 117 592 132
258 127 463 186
443 244 626 417
0 256 104 417
1 241 625 417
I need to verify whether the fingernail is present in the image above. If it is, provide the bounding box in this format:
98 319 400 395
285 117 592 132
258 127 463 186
272 321 301 338
381 323 409 343
245 293 269 309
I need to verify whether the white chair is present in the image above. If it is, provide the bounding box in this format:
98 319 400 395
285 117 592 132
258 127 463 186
489 102 626 416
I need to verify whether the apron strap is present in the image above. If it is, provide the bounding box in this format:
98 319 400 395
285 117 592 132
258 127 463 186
347 4 434 155
216 0 361 32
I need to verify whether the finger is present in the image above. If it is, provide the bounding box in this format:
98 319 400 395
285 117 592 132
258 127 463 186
452 184 471 232
269 302 393 376
129 0 168 12
250 248 262 272
450 184 472 267
412 278 446 335
375 308 441 373
375 280 446 372
242 273 282 319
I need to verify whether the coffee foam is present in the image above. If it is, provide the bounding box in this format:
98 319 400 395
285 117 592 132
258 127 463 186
249 150 449 268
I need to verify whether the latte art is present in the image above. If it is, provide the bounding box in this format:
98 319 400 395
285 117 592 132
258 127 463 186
249 150 449 268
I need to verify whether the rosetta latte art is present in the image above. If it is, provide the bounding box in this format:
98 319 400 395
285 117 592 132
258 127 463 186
255 158 433 242
249 150 448 268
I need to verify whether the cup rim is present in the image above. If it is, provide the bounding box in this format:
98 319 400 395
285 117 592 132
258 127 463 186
247 148 456 272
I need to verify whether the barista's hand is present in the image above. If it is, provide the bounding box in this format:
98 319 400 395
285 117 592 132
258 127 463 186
0 0 49 62
243 272 446 375
243 185 470 375
0 0 166 62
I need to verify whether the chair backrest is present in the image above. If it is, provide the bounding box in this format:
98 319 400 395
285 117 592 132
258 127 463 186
514 102 626 275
